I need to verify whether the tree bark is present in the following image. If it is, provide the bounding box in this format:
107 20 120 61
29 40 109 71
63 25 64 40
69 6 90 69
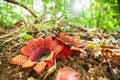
5 0 38 18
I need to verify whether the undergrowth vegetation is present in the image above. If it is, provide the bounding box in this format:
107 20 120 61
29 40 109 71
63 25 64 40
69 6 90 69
0 0 120 32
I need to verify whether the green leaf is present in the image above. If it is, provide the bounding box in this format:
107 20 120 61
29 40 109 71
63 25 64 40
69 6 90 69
19 33 33 39
42 0 51 4
3 20 14 26
115 25 120 31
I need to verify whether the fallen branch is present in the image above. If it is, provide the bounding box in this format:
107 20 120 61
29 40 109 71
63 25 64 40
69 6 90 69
5 0 38 18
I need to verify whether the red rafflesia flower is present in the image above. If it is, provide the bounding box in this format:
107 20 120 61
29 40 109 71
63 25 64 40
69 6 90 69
56 67 81 80
55 32 83 59
10 36 63 74
10 33 84 74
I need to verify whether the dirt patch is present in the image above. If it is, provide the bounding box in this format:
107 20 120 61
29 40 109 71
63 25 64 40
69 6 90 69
0 27 120 80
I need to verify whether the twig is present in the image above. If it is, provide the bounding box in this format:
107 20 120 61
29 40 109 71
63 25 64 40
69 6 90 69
101 45 119 49
106 63 118 80
43 61 56 80
8 42 23 50
0 27 21 39
0 36 17 46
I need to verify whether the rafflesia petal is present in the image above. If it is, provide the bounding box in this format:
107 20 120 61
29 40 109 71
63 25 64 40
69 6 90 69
56 67 80 80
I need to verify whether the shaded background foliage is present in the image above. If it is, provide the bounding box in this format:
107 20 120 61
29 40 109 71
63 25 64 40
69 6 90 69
0 0 120 32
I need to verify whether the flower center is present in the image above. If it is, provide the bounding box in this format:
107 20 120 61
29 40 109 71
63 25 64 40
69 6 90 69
34 49 50 62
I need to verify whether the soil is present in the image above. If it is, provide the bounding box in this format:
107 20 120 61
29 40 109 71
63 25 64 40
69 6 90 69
0 26 120 80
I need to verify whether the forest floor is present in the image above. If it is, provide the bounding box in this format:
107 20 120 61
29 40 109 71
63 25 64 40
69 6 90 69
0 24 120 80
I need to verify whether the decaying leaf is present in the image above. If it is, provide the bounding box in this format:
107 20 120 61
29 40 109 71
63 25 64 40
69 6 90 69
101 48 120 60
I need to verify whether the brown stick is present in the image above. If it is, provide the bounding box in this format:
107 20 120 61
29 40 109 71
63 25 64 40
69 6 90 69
5 0 38 18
